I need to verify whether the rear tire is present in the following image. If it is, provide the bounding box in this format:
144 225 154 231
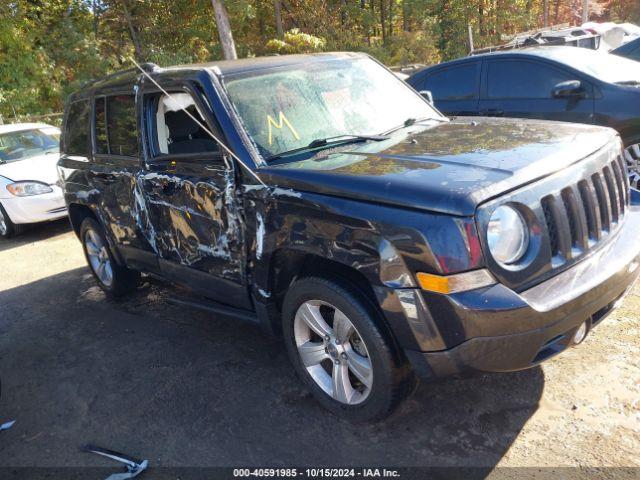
282 276 414 422
0 203 23 239
80 217 140 297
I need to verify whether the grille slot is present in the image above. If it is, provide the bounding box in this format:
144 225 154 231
539 157 627 268
592 172 612 232
541 196 559 258
603 166 619 223
577 179 601 244
616 153 630 204
561 187 588 252
610 158 627 214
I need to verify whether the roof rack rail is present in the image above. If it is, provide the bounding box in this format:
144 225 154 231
81 62 160 88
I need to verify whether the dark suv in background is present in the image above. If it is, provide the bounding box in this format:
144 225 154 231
59 53 640 421
407 46 640 186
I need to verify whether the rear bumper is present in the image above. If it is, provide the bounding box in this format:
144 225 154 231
0 186 67 224
399 207 640 380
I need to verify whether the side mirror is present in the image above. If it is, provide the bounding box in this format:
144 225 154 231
419 90 434 105
552 80 586 99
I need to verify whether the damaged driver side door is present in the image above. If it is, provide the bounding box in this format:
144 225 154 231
139 82 250 309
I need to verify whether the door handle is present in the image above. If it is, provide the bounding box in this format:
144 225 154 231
480 109 504 117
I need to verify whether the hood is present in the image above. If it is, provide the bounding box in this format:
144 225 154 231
258 117 619 216
0 153 61 185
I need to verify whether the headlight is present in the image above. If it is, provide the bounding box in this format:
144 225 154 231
6 181 54 197
487 205 529 265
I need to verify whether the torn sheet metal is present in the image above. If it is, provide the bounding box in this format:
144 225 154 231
82 444 148 480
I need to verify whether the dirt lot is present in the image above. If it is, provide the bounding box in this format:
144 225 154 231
0 220 639 474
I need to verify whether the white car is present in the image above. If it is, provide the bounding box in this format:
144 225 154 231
0 123 67 238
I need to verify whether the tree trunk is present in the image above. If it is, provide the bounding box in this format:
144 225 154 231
120 0 143 61
582 0 589 23
257 0 265 36
402 0 410 32
371 0 376 37
387 0 393 39
274 0 284 37
543 0 548 27
93 0 99 38
380 0 386 44
340 0 347 25
361 0 370 45
211 0 237 60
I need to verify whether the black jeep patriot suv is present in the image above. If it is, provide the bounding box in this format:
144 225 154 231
59 53 640 421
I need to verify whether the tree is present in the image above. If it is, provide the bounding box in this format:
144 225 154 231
120 0 143 61
0 0 634 121
211 0 237 60
274 0 284 37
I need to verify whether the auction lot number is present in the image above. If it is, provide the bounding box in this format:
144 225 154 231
233 468 400 478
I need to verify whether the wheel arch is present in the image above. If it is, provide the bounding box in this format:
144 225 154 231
69 203 127 267
261 249 405 363
68 203 98 238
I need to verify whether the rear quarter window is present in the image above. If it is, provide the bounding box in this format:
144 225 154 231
63 100 91 156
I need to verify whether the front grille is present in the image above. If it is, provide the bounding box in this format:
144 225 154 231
541 153 628 267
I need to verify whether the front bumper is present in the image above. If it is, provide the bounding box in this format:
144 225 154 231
0 186 67 225
399 207 640 380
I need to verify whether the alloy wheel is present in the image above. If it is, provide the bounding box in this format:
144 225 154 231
294 300 373 405
624 143 640 189
85 229 114 287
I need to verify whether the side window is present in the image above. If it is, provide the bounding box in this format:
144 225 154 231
487 60 576 99
64 100 91 156
149 92 219 157
106 95 138 156
423 64 479 101
94 97 108 154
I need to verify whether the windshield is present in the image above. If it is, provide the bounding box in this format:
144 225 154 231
0 128 60 163
553 49 640 84
223 57 442 159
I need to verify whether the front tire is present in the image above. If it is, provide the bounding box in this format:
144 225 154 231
283 276 414 421
0 203 23 239
80 217 140 297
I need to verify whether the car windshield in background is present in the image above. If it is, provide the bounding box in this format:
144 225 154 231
552 49 640 84
0 128 60 163
222 57 441 159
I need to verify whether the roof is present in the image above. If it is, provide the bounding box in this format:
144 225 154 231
163 52 367 77
461 45 607 63
418 45 609 72
70 52 368 101
0 123 59 135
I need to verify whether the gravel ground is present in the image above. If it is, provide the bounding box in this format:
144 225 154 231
0 220 638 474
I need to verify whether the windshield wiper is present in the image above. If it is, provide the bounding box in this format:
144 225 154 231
266 134 389 161
382 116 446 136
615 80 640 86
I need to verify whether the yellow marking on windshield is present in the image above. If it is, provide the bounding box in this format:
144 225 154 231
267 111 300 146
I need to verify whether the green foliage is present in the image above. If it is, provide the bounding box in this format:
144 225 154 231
0 0 635 121
265 29 326 54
